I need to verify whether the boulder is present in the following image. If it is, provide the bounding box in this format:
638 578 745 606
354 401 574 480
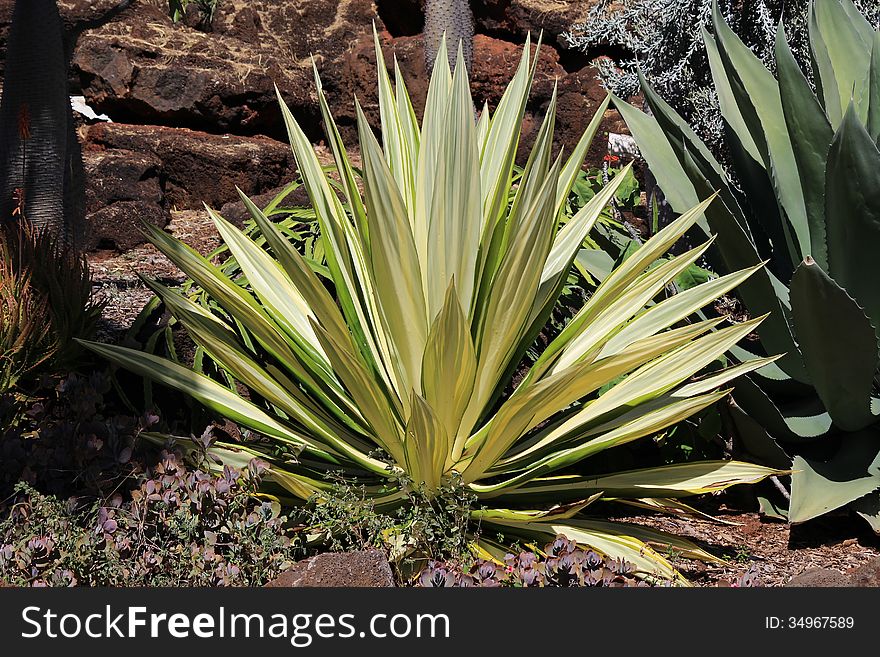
846 557 880 587
83 147 167 251
0 1 140 79
264 549 395 588
80 122 300 250
473 0 600 46
346 31 616 166
786 559 880 587
73 1 379 140
84 122 297 211
785 568 851 587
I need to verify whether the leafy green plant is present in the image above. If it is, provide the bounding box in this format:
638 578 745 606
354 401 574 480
304 471 476 570
83 33 782 582
0 454 301 586
614 0 880 529
0 222 101 400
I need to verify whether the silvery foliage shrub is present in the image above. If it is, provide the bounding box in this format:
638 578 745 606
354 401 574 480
564 0 880 149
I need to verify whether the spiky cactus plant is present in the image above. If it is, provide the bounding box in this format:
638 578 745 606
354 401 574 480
424 0 474 74
0 0 85 248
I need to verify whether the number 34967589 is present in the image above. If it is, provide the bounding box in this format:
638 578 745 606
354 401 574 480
765 617 854 629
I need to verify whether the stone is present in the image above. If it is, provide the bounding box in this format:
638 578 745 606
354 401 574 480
845 557 880 587
345 31 618 167
72 1 379 141
785 568 851 587
83 147 167 251
473 0 600 46
84 122 297 212
264 549 395 588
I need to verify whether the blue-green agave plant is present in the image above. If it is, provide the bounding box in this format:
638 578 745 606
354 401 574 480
615 0 880 529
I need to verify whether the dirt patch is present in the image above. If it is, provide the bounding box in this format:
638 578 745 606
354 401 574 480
610 501 880 587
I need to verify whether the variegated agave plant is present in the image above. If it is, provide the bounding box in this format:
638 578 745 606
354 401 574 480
83 33 782 582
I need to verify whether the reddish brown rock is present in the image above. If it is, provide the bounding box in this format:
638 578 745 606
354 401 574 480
846 557 880 587
265 549 395 588
83 147 167 252
84 122 297 211
344 31 617 166
786 559 880 587
473 0 600 45
786 568 851 587
73 1 379 140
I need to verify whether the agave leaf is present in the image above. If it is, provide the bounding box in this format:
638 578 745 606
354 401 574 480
733 374 833 440
422 282 477 461
480 518 686 582
539 162 633 309
143 276 364 437
809 4 842 125
357 100 428 403
425 46 482 319
775 23 834 272
869 32 880 143
811 0 873 128
790 257 879 432
551 238 718 375
611 95 700 211
236 190 354 358
471 498 602 523
579 317 765 420
312 63 367 238
789 430 880 524
373 27 416 212
824 105 880 331
505 84 557 249
475 86 559 329
311 319 406 466
702 28 763 164
81 340 335 458
467 319 726 479
479 34 535 232
207 208 328 364
710 0 809 258
500 318 766 474
476 461 784 502
599 262 764 357
478 390 730 489
465 157 561 429
278 88 389 389
475 100 490 150
529 197 715 383
404 393 449 492
616 498 741 525
850 490 880 533
415 34 453 270
676 147 805 380
561 518 724 566
140 222 322 381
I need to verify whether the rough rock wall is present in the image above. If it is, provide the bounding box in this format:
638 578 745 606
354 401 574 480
0 0 622 253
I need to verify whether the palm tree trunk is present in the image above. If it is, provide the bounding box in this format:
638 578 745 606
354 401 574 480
0 0 85 248
424 0 475 74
